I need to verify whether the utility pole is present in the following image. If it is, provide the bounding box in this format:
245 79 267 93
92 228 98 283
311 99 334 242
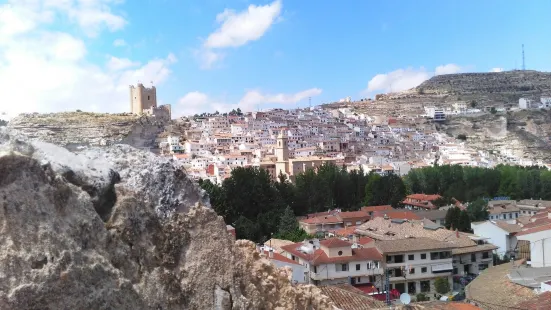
385 268 390 305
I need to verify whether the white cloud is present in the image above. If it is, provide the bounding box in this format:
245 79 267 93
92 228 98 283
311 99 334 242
106 56 140 71
0 1 177 118
113 38 127 47
491 67 503 72
364 64 465 94
175 88 322 117
198 0 282 68
435 64 462 75
205 0 282 48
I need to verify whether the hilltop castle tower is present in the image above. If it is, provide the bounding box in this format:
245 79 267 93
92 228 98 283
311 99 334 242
129 83 171 120
130 83 157 114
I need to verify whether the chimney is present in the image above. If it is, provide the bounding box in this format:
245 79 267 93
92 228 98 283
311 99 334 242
268 249 274 259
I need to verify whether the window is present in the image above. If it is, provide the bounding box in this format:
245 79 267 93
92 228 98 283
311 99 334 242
421 267 427 273
471 253 476 262
408 254 415 261
421 253 427 259
431 251 451 260
482 252 490 259
313 266 317 273
148 95 150 100
336 264 348 272
338 251 343 256
408 282 417 294
410 268 415 274
356 264 361 271
420 280 430 293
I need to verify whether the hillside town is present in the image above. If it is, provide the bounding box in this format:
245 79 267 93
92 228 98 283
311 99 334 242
123 83 551 308
157 94 551 184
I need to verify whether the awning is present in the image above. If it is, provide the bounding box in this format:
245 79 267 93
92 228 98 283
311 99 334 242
431 263 454 273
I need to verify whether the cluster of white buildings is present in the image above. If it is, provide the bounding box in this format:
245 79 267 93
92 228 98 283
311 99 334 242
159 105 548 183
519 97 551 110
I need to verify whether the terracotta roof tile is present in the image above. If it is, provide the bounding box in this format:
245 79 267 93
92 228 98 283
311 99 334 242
516 223 551 236
466 260 536 310
337 211 370 220
361 205 393 212
406 194 442 201
375 237 455 253
515 291 551 310
493 221 522 233
319 284 386 310
300 215 341 224
311 247 382 265
372 210 421 220
320 238 352 248
263 251 301 265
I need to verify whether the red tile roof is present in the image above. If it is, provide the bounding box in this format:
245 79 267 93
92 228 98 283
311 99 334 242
522 217 551 229
337 211 370 220
361 205 393 212
371 210 421 220
406 193 442 201
263 251 301 265
320 238 352 248
332 226 358 237
515 291 551 310
300 215 341 224
311 247 382 265
516 223 551 236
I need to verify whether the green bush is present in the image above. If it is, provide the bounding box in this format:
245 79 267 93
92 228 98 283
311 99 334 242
416 293 429 302
434 277 450 295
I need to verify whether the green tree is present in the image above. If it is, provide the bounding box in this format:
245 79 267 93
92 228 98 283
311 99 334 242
458 210 472 233
490 107 497 114
445 207 461 230
364 173 382 205
0 119 7 126
467 199 489 222
277 206 299 236
470 100 477 108
434 277 450 295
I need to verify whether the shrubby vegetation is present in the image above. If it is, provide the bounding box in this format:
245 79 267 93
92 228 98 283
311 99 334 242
200 163 551 242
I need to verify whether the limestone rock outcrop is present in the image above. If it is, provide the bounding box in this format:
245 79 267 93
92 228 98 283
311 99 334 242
0 128 334 310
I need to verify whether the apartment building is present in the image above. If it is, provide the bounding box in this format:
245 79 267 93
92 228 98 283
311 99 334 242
299 210 370 234
375 238 454 296
402 194 442 210
280 238 384 286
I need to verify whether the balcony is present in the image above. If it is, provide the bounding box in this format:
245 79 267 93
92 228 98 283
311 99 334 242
310 268 384 281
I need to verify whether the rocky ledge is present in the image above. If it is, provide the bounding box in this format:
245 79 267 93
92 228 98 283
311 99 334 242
0 128 333 310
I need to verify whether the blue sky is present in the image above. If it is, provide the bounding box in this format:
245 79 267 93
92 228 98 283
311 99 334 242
0 0 550 118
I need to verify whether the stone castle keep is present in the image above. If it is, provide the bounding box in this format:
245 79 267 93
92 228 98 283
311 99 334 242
129 83 171 120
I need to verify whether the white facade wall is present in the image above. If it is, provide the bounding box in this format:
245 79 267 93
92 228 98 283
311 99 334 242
271 260 307 284
471 222 514 256
517 229 551 268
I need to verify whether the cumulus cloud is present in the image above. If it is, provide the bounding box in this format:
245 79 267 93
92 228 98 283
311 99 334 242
364 64 465 94
491 67 503 72
106 56 140 71
175 88 322 117
198 0 282 68
0 0 177 119
435 64 462 75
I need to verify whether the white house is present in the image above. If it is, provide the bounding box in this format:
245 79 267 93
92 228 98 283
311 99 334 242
260 246 307 284
471 221 521 258
519 98 536 109
516 224 551 267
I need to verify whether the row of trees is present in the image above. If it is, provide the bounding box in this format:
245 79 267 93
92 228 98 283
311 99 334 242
199 164 408 242
405 164 551 202
201 163 548 242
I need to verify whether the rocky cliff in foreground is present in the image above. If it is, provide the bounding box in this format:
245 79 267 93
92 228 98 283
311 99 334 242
0 128 333 310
